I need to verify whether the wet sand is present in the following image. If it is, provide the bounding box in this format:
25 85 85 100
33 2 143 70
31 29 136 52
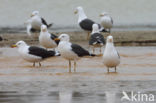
0 41 156 103
0 45 156 82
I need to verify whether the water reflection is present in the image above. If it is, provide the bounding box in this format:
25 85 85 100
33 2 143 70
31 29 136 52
59 91 72 103
106 91 116 103
0 91 118 103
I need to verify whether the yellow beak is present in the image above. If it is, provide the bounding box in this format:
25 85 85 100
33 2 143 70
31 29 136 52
99 14 104 17
54 38 60 41
42 28 46 32
74 10 78 14
30 14 34 17
11 44 17 48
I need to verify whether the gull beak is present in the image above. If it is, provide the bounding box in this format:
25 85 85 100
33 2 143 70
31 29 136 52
30 14 34 17
54 38 60 41
99 14 104 17
54 38 60 45
11 44 17 48
74 10 78 14
42 28 46 32
109 38 113 42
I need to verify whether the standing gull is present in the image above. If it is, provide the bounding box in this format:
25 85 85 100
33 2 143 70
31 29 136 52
100 12 113 33
55 34 95 73
103 36 120 73
12 41 59 67
74 6 106 39
39 25 59 49
25 11 52 37
89 24 105 54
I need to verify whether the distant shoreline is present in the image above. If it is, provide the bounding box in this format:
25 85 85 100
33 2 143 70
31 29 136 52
0 31 156 47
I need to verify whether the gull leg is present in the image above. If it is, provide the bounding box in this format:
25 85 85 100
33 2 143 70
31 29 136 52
109 29 111 34
74 61 76 72
115 67 116 72
69 60 71 73
100 47 102 54
87 32 90 40
107 67 109 73
39 62 41 67
33 62 35 67
93 47 95 54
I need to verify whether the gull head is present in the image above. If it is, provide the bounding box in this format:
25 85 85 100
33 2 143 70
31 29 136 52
12 41 27 48
107 35 113 43
74 6 83 14
31 11 39 17
100 12 109 17
92 24 100 34
41 25 47 32
59 34 70 42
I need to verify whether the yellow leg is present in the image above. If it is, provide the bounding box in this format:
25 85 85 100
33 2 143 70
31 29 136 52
100 47 102 54
93 47 95 54
39 62 41 67
115 67 117 72
107 67 109 73
33 62 35 67
69 60 71 73
74 61 76 72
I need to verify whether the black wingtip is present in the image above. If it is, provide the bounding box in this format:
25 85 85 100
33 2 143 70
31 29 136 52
90 54 96 56
100 28 108 33
47 23 53 28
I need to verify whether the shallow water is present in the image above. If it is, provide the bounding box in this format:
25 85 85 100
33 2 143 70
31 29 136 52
0 46 156 103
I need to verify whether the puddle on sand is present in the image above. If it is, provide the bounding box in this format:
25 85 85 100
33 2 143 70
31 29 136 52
0 81 156 103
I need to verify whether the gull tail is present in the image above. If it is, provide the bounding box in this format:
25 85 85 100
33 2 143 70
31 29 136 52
90 53 96 56
47 23 53 28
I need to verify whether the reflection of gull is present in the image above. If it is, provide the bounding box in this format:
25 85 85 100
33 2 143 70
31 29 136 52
103 36 120 73
106 91 116 103
59 91 72 103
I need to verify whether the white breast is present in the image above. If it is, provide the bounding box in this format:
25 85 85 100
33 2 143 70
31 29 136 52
39 32 57 48
58 41 79 60
101 16 113 29
31 16 42 29
18 46 42 63
103 44 120 67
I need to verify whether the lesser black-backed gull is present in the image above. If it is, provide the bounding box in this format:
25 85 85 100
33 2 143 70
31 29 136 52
55 34 95 73
25 11 52 37
12 41 59 67
39 25 59 49
89 24 105 54
100 12 113 33
74 6 107 39
103 36 120 73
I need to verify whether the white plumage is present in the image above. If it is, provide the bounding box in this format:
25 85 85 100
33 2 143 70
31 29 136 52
103 36 120 72
25 11 52 37
13 40 59 67
56 34 94 72
100 12 113 33
39 25 58 49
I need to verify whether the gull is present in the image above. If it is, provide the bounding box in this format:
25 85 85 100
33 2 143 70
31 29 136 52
103 35 120 72
89 24 105 54
12 40 59 67
55 34 95 72
100 12 113 33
